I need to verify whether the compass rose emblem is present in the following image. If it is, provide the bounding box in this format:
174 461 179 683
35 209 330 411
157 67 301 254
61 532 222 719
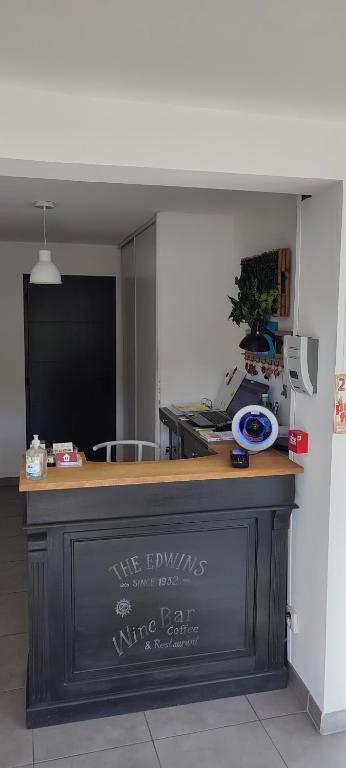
115 598 132 618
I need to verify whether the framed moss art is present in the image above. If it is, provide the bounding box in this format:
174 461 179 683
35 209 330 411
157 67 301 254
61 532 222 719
229 248 291 328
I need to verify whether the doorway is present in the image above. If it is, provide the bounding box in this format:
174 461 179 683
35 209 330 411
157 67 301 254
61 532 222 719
23 275 116 460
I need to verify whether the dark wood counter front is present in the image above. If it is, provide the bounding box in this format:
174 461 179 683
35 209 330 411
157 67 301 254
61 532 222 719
22 450 302 728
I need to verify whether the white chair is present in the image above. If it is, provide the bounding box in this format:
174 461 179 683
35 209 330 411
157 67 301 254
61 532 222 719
92 440 159 462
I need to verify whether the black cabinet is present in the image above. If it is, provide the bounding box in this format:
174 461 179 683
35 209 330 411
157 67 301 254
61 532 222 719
25 474 295 727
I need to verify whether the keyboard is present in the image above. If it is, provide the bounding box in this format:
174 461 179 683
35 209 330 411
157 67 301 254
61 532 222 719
202 410 231 425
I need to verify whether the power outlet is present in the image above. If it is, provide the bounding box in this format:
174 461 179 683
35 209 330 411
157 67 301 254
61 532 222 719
286 605 299 633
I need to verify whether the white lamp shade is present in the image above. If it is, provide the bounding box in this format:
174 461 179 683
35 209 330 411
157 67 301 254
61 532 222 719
30 249 62 284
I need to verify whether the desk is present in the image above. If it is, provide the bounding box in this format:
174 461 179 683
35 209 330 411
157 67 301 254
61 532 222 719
159 406 185 459
160 406 232 459
20 447 302 727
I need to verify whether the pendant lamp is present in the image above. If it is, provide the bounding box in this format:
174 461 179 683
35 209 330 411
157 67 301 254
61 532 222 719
30 201 62 284
239 319 277 353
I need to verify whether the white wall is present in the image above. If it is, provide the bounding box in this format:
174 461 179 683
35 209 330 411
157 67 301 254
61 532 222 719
157 195 296 424
134 223 159 454
326 436 346 714
157 212 236 408
324 186 346 715
121 239 136 456
288 186 342 710
0 85 345 183
0 241 121 477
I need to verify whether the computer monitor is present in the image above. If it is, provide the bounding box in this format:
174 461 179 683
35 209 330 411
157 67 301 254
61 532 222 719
226 379 269 419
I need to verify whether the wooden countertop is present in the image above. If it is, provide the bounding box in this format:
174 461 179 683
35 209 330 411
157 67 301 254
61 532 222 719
19 444 303 493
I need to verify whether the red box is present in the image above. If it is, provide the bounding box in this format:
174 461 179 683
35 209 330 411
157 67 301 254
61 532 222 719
288 429 309 454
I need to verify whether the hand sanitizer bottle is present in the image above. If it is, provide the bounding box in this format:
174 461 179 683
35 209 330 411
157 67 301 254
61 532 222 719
30 437 47 476
38 439 47 477
26 434 46 480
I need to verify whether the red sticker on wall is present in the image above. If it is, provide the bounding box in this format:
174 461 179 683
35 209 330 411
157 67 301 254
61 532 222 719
334 374 346 433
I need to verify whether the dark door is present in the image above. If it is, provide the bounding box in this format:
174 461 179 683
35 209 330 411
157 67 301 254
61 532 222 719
24 275 116 460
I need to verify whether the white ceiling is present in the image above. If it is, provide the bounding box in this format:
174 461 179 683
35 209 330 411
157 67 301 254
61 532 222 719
0 176 300 244
0 1 346 120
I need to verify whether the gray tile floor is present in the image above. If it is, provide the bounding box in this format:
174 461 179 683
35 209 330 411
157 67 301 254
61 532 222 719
1 485 346 767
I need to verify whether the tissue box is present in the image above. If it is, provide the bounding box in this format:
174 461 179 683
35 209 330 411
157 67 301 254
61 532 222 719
55 451 80 467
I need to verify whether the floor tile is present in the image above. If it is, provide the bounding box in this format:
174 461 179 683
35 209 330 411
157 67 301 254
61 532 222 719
0 562 28 594
155 720 285 767
0 496 25 519
33 742 160 768
0 536 27 564
0 516 24 538
146 695 257 739
33 712 150 762
263 712 346 767
247 686 304 719
0 487 21 499
0 592 28 636
0 689 33 768
0 634 27 692
0 486 20 500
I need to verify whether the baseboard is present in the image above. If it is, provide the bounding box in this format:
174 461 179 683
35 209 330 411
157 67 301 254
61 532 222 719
288 662 346 735
0 476 19 487
320 709 346 735
288 662 320 730
288 662 309 710
307 693 322 731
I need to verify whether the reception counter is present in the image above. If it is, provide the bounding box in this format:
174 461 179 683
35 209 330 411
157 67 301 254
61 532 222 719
20 445 303 727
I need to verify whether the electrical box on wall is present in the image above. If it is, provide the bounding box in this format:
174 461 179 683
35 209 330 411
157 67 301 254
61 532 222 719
284 335 318 396
288 429 309 454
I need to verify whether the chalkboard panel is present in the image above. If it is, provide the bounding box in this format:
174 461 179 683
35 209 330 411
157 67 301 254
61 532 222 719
67 518 256 676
